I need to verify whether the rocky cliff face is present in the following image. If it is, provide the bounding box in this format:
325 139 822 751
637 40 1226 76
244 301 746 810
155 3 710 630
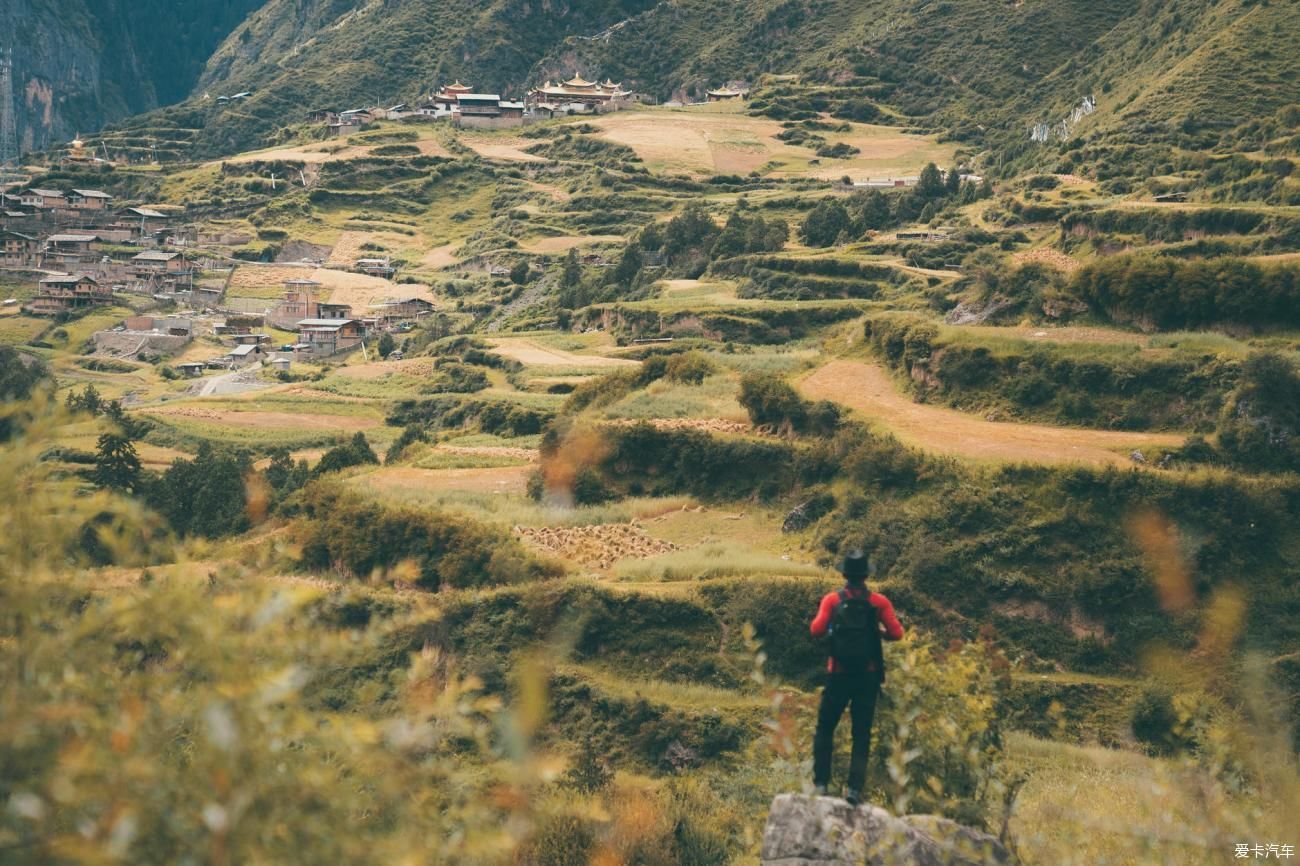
760 794 1009 866
4 0 262 155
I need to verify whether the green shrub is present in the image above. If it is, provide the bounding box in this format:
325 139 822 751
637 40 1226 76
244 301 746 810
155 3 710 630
314 432 379 476
664 351 716 385
297 483 560 590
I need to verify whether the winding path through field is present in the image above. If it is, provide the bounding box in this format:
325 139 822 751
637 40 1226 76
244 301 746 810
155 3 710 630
799 360 1184 467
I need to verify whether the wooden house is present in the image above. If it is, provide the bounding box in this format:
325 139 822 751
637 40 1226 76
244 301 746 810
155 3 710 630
355 257 395 278
131 250 189 277
67 189 113 210
296 318 366 355
370 296 434 323
270 279 324 326
118 207 171 239
0 230 39 268
317 301 353 320
42 234 102 269
25 274 111 315
19 188 66 209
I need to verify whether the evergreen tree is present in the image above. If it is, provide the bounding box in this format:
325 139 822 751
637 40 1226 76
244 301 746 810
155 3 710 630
148 445 252 538
855 190 892 231
509 260 530 285
377 332 396 359
314 433 379 476
349 432 379 465
92 432 141 493
945 165 962 195
611 244 643 287
264 447 295 492
562 248 581 287
979 176 994 199
67 384 103 416
800 199 851 247
917 162 945 199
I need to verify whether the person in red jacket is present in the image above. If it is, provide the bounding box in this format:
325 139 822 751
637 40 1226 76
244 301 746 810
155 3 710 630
809 549 905 804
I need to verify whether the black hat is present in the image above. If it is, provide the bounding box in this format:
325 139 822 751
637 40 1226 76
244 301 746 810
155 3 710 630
838 549 874 582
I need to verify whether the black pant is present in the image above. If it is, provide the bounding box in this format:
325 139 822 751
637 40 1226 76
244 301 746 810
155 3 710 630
812 671 881 792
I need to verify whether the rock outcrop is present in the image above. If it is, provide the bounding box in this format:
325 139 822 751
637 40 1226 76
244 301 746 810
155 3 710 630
760 794 1010 866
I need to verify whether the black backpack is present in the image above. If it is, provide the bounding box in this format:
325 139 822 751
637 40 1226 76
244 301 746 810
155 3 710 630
829 588 884 670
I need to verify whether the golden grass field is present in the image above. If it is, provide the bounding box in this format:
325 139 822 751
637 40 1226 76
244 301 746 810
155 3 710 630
226 263 435 310
799 360 1185 466
585 104 955 179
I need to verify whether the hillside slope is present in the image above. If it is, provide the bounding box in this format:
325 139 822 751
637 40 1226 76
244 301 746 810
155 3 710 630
5 0 263 154
36 0 1300 166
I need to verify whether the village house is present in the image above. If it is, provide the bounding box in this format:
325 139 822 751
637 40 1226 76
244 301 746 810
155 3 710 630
270 279 324 326
0 230 39 268
232 332 271 346
24 274 112 315
296 318 366 356
225 343 266 367
118 207 171 240
355 257 395 278
41 233 102 270
370 296 434 325
317 301 353 320
706 86 749 102
177 362 207 378
327 108 372 138
1 209 32 230
20 188 66 209
66 189 113 210
132 248 189 274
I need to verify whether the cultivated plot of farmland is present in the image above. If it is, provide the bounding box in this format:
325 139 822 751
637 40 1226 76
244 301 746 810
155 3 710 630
800 360 1184 467
226 263 435 310
486 337 638 367
458 134 546 163
326 230 418 266
354 465 533 497
219 136 450 166
518 234 624 253
139 404 382 432
584 105 954 179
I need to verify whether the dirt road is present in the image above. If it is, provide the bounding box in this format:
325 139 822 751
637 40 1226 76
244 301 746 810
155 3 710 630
799 360 1184 467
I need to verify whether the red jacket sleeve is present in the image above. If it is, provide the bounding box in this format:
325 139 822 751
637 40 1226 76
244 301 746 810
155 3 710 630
871 593 905 641
810 592 838 638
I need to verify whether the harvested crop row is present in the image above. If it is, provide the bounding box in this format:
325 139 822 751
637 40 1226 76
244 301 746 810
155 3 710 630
514 523 678 571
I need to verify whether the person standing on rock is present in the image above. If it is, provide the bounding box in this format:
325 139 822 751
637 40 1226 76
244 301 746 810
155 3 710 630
809 549 905 805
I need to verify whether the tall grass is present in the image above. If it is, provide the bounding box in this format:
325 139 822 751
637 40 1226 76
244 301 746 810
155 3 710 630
614 542 826 581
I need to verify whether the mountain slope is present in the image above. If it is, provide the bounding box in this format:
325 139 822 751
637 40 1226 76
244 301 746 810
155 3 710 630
36 0 1300 168
5 0 263 154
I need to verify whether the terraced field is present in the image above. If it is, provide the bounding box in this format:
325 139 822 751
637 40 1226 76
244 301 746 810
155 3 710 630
800 360 1185 465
